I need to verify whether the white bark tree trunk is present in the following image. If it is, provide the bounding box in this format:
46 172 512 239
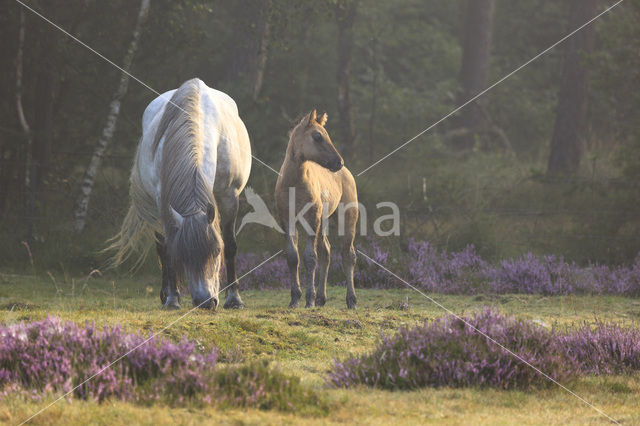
74 0 150 233
16 9 36 242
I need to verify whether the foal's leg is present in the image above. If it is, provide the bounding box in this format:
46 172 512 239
286 230 302 308
303 232 318 308
302 210 321 308
155 232 181 309
220 194 244 309
342 208 358 309
315 234 330 307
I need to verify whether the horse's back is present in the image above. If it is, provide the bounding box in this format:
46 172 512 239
136 79 251 213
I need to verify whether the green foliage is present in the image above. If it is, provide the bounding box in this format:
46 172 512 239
214 360 330 414
1 0 639 271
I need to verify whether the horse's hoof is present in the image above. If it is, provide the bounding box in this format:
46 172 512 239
315 295 327 307
223 298 245 309
162 301 181 310
305 301 315 308
289 298 300 308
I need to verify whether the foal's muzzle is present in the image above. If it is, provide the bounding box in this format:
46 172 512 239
328 158 344 172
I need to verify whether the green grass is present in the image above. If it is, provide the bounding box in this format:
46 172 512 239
0 271 639 424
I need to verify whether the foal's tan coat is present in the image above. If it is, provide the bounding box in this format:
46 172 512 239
275 110 358 308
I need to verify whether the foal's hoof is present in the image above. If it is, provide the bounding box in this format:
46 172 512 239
223 297 245 309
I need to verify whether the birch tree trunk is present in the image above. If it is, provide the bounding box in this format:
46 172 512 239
73 0 150 233
15 9 36 242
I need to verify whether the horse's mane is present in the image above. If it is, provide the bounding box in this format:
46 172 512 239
153 79 221 277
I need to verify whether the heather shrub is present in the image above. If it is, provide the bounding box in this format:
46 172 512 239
353 239 640 296
232 240 640 296
0 317 322 412
558 323 640 375
233 252 290 291
328 309 573 390
328 310 640 391
408 240 490 294
488 253 580 295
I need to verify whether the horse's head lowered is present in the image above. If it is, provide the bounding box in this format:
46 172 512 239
166 201 223 309
289 109 344 172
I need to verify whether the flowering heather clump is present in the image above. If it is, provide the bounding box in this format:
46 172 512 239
0 317 322 411
233 252 290 291
232 240 640 295
488 253 580 295
353 239 640 296
328 309 640 391
408 240 490 294
330 238 399 288
0 316 217 402
557 323 640 375
328 309 573 390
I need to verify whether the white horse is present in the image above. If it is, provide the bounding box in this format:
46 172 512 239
109 78 251 310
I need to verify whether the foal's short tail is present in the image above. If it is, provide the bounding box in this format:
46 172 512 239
104 158 157 271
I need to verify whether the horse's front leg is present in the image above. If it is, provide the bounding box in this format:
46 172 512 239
155 232 181 309
220 195 244 309
303 231 318 308
286 230 302 308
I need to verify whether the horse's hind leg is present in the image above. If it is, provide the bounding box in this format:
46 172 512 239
315 234 330 307
220 194 244 309
155 232 181 309
286 230 302 307
342 208 358 309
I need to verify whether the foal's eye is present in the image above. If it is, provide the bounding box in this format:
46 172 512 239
312 131 323 143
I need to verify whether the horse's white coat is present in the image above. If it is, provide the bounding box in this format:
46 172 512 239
135 79 251 223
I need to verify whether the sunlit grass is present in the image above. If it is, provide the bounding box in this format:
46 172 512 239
0 271 639 424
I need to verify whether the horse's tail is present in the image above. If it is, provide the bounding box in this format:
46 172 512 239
104 153 158 271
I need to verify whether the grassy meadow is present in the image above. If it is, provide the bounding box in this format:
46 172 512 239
0 270 639 425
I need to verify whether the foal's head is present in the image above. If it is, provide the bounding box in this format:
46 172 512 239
166 201 223 309
289 110 344 172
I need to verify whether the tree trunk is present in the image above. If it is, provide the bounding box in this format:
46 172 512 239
227 0 271 100
547 0 597 175
33 62 55 189
453 0 495 151
15 8 36 242
73 0 150 233
367 35 379 164
336 0 358 163
252 0 271 101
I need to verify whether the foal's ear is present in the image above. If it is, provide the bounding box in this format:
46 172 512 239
206 203 216 224
317 112 327 127
307 109 317 127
